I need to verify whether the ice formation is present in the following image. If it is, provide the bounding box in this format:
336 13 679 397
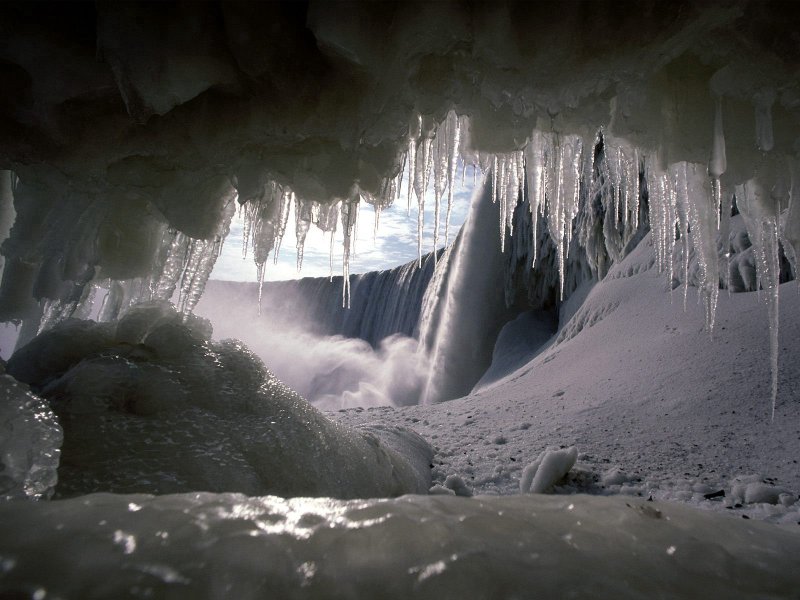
4 302 432 499
520 446 579 494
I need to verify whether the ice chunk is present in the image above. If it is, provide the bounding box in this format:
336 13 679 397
443 474 472 497
0 374 62 500
520 446 578 494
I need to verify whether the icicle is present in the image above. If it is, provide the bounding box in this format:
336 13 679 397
507 151 523 236
352 197 360 259
719 187 734 292
737 159 789 420
629 148 641 231
396 152 407 205
273 189 293 264
340 196 358 308
646 158 677 289
710 95 728 178
673 162 719 332
329 229 335 281
754 89 776 153
491 156 498 205
241 201 253 259
445 111 461 249
373 204 381 244
545 135 583 300
256 262 266 316
432 123 448 259
179 196 236 316
524 130 550 269
295 197 312 271
497 155 507 249
414 121 435 267
407 114 421 216
709 94 728 235
153 231 190 300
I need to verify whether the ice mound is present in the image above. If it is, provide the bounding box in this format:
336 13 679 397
1 492 798 599
5 302 432 499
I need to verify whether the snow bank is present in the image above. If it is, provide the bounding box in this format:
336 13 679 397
1 492 798 599
4 302 432 499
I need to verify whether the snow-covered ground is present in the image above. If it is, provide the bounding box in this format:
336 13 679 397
332 234 800 526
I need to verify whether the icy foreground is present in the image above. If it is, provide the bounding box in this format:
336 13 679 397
1 492 799 599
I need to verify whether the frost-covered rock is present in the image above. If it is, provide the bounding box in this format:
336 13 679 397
0 375 62 500
5 302 432 499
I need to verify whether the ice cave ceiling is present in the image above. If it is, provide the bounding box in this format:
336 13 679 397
0 0 798 323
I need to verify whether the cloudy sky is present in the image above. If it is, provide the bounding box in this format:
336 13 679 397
211 170 481 282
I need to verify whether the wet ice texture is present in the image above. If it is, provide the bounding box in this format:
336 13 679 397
5 302 432 499
1 492 798 600
0 374 62 500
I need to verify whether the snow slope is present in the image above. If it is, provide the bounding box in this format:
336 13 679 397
333 233 800 524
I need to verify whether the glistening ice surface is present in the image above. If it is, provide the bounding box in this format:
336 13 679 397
1 493 798 600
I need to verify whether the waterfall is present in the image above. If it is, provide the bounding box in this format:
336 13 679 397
418 179 511 403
